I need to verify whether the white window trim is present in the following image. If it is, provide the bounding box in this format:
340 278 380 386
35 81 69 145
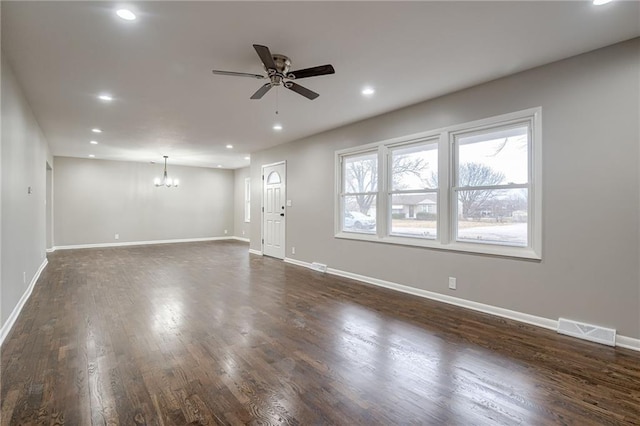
337 148 380 237
386 138 439 240
335 107 542 260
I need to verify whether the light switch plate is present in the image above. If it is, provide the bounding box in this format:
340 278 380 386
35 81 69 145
448 277 457 290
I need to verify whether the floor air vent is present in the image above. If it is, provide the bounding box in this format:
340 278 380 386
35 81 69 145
311 262 327 273
557 318 616 347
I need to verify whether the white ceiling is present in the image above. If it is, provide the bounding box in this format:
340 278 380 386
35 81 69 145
2 1 638 169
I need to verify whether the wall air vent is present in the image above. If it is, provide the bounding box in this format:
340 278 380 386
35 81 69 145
557 317 616 347
311 262 328 273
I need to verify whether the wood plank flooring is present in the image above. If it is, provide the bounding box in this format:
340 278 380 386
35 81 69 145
1 240 639 425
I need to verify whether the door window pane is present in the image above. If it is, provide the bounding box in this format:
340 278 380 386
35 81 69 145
267 171 281 184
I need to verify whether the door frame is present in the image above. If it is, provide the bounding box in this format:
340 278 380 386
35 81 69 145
46 161 53 250
261 160 286 258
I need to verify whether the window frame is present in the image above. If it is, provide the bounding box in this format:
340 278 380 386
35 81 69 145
451 120 531 248
335 107 542 260
387 138 440 240
338 148 380 236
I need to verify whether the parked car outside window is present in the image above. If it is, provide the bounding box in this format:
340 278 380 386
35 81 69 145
344 211 375 230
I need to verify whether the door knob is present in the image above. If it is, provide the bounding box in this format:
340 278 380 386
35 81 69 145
280 213 285 217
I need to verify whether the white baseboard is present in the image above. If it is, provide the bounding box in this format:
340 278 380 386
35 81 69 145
617 335 640 351
283 257 309 268
249 249 263 256
232 236 250 243
45 247 55 253
283 257 640 352
53 236 234 250
0 258 48 347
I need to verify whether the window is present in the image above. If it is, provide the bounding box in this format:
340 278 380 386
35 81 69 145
340 151 377 234
335 108 541 259
453 124 529 247
389 140 438 239
267 171 281 184
244 177 251 222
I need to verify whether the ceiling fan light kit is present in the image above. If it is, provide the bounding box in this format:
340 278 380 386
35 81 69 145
212 44 335 100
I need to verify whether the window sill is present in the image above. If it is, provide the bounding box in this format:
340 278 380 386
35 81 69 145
334 231 541 260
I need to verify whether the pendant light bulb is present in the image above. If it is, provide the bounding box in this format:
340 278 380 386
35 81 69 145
154 156 179 188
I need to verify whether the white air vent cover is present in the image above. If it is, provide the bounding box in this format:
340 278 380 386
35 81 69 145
557 318 616 347
311 262 327 273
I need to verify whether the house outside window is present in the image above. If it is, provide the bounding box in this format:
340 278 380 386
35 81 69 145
335 108 542 259
389 140 438 239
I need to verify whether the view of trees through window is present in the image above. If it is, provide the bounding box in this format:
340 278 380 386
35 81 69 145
455 125 529 246
390 142 438 239
342 152 377 233
338 111 537 254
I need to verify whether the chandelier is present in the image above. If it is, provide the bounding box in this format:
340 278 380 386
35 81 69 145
154 156 179 187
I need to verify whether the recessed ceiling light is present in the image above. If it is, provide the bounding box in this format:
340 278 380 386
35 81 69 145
244 156 250 160
273 124 283 131
226 144 233 149
98 94 113 102
593 0 612 4
90 140 99 145
92 128 102 133
116 9 137 21
89 154 95 158
362 87 375 96
217 165 223 168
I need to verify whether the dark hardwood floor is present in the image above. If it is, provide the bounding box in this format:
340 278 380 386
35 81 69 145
1 241 639 425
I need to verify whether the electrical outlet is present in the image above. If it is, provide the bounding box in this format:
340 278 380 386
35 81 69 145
224 229 228 235
292 246 296 255
242 230 245 236
23 272 26 284
114 233 119 240
448 277 457 290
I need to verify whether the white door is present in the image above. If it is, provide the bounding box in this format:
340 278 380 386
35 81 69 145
262 162 286 259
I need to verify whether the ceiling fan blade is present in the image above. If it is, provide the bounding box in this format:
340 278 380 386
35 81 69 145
287 64 335 80
212 70 265 79
285 82 319 100
250 83 273 100
253 44 277 71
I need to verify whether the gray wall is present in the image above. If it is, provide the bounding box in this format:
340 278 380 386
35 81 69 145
54 157 234 246
233 167 250 240
250 39 640 338
1 51 52 325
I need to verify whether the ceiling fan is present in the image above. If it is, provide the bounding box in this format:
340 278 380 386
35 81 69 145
212 44 335 100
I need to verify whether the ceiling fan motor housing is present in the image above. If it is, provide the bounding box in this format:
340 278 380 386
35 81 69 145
212 44 334 100
266 54 291 86
271 54 291 74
